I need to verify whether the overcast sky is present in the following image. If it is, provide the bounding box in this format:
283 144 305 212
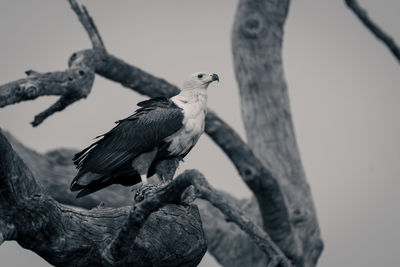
1 0 400 266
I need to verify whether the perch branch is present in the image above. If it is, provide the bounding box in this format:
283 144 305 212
345 0 400 63
107 175 198 261
109 169 291 266
0 129 206 266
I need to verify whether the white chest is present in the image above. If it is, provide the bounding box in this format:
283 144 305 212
165 90 207 156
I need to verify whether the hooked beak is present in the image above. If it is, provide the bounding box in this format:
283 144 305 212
211 73 219 82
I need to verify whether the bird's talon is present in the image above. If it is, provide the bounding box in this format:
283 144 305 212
133 183 166 202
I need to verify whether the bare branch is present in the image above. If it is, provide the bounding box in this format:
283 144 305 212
31 95 77 126
0 65 94 126
68 0 106 51
206 111 298 257
345 0 400 63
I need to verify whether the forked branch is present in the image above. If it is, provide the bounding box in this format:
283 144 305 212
0 58 95 126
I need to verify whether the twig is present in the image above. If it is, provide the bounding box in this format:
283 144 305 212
68 0 106 51
31 95 78 126
345 0 400 63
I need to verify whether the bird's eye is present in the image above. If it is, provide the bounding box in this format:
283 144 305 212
197 74 204 79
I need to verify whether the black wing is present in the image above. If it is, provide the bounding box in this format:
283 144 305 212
71 97 183 190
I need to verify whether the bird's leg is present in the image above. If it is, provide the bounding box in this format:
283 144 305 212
140 174 148 185
155 157 182 183
131 148 158 186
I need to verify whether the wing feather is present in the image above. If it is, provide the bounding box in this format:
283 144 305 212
72 97 183 188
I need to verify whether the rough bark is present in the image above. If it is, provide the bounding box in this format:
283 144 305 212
0 130 209 266
232 0 323 266
0 67 95 127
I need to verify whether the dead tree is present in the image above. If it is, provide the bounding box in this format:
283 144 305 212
13 0 394 266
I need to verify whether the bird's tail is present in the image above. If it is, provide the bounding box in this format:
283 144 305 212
71 172 141 198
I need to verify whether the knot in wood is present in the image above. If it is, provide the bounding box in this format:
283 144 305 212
241 13 264 39
132 210 145 222
68 50 93 68
291 206 307 225
26 86 37 97
241 168 257 181
69 67 94 98
244 169 253 177
18 83 38 98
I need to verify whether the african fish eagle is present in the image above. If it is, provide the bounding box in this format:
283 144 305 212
70 72 219 198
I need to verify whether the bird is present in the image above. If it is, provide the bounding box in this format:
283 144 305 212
70 72 219 198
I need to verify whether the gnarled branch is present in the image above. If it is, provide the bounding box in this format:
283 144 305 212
0 129 206 266
5 131 273 266
0 59 95 127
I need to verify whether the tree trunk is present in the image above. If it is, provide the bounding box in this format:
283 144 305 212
232 0 323 266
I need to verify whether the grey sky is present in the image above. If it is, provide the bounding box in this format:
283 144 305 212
1 0 399 266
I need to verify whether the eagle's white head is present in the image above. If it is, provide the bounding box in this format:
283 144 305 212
182 72 219 91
